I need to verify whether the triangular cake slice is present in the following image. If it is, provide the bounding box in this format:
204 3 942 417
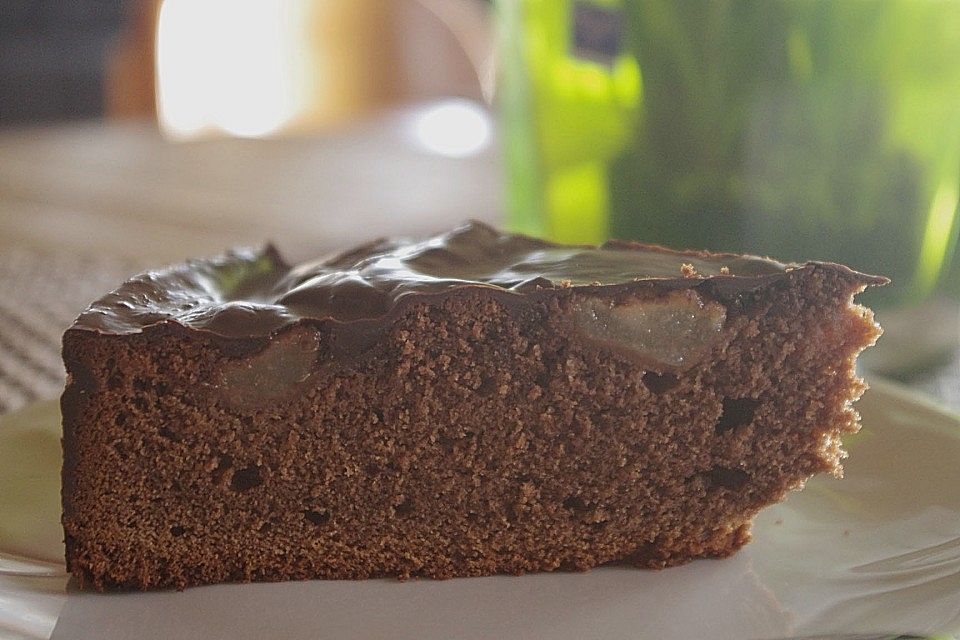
62 221 885 590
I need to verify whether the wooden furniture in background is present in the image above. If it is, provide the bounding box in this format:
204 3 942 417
105 0 159 120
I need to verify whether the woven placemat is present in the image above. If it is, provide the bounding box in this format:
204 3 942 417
0 248 139 414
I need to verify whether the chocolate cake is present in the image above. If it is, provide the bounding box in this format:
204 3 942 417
61 221 884 591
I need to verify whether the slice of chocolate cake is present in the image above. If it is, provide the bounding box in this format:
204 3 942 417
61 222 884 591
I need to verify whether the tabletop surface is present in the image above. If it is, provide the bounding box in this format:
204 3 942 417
0 108 500 264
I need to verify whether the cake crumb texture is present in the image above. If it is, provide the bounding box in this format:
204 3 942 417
62 265 880 590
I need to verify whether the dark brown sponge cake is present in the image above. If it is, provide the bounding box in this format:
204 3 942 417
61 221 884 590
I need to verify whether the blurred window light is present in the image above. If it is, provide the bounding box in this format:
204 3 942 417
409 99 492 158
156 0 310 139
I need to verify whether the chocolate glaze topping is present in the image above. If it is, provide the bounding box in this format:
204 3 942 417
71 221 886 340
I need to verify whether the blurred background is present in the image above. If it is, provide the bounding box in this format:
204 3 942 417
0 0 498 259
1 0 960 413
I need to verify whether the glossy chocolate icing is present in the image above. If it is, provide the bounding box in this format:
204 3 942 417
70 221 886 340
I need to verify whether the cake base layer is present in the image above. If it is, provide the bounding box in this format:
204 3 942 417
62 266 879 590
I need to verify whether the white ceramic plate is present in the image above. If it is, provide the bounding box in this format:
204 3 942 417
2 379 959 640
